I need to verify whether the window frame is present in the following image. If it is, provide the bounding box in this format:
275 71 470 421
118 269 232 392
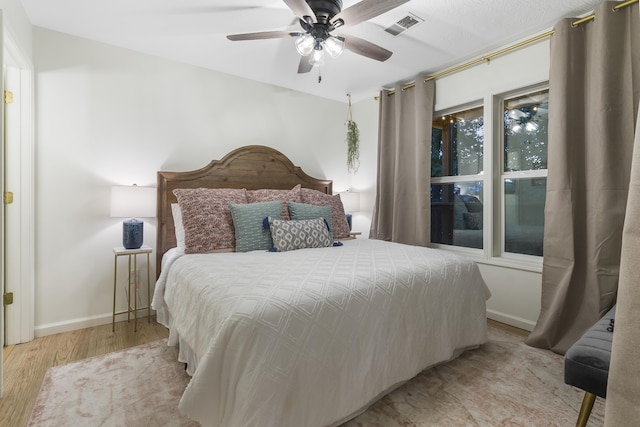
496 84 548 263
430 83 549 272
430 99 486 252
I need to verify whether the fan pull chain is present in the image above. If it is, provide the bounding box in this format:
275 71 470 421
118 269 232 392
318 67 322 84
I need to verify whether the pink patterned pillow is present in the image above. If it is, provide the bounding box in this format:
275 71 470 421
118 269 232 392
246 184 302 220
300 188 351 239
173 188 247 253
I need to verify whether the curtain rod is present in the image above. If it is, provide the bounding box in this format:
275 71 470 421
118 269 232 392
377 0 638 98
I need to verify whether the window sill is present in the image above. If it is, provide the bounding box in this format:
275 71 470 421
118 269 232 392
430 244 543 273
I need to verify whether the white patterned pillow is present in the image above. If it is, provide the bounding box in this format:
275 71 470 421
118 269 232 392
287 202 333 241
268 217 332 252
173 188 247 253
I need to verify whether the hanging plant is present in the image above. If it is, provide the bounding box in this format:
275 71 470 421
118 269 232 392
346 94 360 174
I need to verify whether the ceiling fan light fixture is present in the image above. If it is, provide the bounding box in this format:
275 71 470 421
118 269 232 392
295 34 315 56
309 48 325 67
324 36 344 57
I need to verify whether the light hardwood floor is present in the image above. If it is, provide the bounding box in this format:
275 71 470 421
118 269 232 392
0 318 169 427
0 318 526 427
488 318 529 338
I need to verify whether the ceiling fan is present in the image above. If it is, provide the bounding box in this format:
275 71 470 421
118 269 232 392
227 0 410 74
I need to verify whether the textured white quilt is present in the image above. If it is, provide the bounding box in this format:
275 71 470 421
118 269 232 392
152 239 490 427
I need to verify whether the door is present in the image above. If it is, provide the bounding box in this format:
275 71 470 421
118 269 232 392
0 9 5 397
4 65 22 345
1 13 36 397
2 27 35 349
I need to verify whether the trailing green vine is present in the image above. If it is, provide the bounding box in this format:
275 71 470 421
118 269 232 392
346 94 360 174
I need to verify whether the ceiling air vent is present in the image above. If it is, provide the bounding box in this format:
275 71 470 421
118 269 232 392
384 12 423 36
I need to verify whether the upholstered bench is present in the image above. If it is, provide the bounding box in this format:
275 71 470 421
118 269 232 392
564 305 615 427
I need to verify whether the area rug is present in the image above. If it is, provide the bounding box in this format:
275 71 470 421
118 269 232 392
27 340 196 427
28 326 605 426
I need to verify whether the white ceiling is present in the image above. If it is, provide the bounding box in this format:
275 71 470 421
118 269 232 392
20 0 604 102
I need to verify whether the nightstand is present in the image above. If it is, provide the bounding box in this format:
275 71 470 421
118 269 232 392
349 231 362 238
112 245 152 332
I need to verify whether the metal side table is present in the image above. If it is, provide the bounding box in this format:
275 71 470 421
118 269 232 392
112 245 152 332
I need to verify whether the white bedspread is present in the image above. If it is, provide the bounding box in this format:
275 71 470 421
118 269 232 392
152 239 490 427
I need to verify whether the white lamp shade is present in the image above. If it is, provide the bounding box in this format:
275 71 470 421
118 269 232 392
339 191 360 213
110 185 156 218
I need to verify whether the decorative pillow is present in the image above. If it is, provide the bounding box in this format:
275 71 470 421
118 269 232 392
173 188 247 253
463 212 483 230
171 203 185 248
268 217 332 252
300 188 350 239
287 202 333 240
230 201 283 252
246 185 301 220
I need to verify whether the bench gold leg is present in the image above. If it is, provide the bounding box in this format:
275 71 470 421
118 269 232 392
576 392 596 427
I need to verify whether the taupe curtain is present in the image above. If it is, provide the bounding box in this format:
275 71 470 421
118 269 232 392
526 1 640 354
606 95 640 425
369 79 435 246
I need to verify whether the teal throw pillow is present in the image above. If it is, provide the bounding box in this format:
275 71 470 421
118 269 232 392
287 202 333 240
230 201 283 252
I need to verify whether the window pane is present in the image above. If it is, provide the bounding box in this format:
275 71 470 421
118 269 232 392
432 106 484 177
431 181 483 249
504 90 549 172
504 178 545 256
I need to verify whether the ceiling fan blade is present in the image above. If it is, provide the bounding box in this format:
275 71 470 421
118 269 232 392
283 0 317 22
297 56 313 74
342 34 393 62
332 0 410 27
227 31 293 41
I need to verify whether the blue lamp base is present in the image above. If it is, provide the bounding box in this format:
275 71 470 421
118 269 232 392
123 219 143 249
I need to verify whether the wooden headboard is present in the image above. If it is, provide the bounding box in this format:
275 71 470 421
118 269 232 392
156 145 332 273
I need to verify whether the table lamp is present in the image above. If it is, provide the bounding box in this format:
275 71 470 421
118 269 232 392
339 191 360 231
110 185 156 249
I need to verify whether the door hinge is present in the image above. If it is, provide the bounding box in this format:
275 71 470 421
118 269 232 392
4 192 13 205
4 292 14 306
4 90 13 104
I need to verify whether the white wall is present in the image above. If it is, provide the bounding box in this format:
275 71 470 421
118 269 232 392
1 0 32 58
350 97 378 235
33 27 377 335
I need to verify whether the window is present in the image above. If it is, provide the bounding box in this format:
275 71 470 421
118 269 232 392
430 87 548 261
431 106 484 249
502 90 548 256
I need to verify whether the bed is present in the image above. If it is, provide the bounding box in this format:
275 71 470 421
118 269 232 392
151 145 491 427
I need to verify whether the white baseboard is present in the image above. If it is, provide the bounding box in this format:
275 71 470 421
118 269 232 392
34 311 155 338
36 308 531 338
487 309 536 332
